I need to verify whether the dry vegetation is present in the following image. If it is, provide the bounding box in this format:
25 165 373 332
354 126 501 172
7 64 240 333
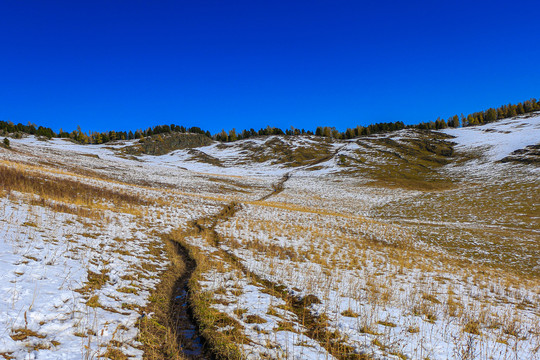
209 188 539 359
0 122 538 359
136 240 187 360
0 155 225 359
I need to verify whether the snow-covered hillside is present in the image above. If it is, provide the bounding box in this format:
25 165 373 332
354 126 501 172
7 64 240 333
0 114 538 359
442 112 540 161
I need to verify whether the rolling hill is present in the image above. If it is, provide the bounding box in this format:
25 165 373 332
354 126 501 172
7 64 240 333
0 113 538 359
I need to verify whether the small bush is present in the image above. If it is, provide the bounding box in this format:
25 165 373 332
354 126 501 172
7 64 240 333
245 315 267 324
463 320 482 335
341 309 359 318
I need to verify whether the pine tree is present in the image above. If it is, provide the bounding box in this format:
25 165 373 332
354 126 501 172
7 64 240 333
486 108 497 122
219 129 228 142
507 105 517 117
478 112 484 124
450 115 460 128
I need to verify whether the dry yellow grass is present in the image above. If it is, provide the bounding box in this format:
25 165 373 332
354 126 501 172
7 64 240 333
136 240 188 360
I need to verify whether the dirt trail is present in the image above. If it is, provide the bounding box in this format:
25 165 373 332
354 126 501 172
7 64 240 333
257 172 290 201
168 241 212 360
192 215 360 359
165 203 238 359
309 144 348 167
167 167 360 359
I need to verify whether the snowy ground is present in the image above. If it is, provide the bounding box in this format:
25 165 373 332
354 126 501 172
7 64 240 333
0 192 163 359
441 113 540 162
0 114 538 359
0 153 223 358
214 196 539 359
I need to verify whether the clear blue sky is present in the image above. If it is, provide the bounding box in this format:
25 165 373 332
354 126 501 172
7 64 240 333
1 0 539 134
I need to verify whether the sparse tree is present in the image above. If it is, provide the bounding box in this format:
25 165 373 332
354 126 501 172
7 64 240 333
323 127 332 137
507 105 517 117
467 115 476 126
94 133 103 144
485 108 497 123
219 129 228 142
449 115 460 128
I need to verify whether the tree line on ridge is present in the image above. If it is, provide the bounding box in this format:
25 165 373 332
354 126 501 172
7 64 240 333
1 98 538 144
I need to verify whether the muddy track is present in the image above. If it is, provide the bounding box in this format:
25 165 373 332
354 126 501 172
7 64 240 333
165 204 239 359
257 172 290 201
167 170 364 359
169 241 214 360
310 144 348 167
187 201 362 359
257 144 345 201
211 237 362 359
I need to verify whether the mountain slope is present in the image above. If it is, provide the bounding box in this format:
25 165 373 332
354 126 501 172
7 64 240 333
0 113 538 359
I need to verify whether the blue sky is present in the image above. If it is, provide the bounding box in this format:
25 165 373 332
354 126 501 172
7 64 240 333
1 0 539 134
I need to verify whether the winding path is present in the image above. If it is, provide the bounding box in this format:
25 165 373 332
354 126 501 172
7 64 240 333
166 144 350 359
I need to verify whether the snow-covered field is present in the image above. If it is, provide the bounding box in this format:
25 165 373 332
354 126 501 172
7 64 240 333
0 193 164 358
0 113 538 359
442 113 540 162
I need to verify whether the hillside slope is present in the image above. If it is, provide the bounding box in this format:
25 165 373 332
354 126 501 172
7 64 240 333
0 113 538 359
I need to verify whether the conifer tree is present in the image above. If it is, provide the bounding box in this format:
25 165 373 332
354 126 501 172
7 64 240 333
508 105 517 117
219 129 228 142
450 115 460 128
486 108 497 122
